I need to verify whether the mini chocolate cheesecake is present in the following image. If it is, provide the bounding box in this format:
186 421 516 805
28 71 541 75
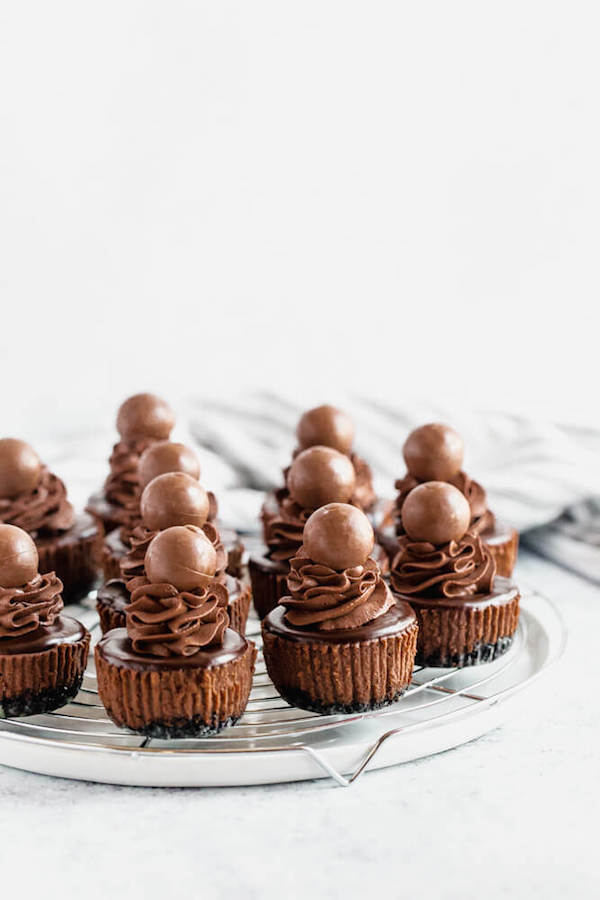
376 423 519 577
101 439 244 580
97 472 250 635
262 504 418 714
390 482 520 668
87 392 176 534
0 525 90 717
250 445 358 619
261 404 377 544
0 438 101 602
96 525 256 737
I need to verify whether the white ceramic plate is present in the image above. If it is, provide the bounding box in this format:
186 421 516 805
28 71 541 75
0 587 565 787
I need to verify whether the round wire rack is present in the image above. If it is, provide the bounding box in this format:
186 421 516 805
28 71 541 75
0 585 565 787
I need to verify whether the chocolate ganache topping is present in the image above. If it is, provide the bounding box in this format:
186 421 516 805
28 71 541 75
125 525 229 658
390 482 496 598
281 503 393 631
0 467 74 535
0 572 64 639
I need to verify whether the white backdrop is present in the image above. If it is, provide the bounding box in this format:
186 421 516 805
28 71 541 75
1 1 598 437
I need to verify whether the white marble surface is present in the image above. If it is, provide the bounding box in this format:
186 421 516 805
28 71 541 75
0 551 597 900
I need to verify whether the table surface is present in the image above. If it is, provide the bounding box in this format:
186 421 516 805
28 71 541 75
0 549 596 900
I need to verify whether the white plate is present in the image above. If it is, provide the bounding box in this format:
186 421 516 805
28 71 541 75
0 587 565 787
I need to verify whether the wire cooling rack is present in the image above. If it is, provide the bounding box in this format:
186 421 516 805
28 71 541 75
0 586 565 787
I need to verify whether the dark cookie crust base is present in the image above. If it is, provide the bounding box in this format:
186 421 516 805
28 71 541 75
417 635 514 668
275 685 409 716
0 675 84 719
127 713 242 739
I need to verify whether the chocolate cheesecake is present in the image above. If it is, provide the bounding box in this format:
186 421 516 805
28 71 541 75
262 503 418 714
377 423 518 577
0 525 90 716
96 524 256 737
390 481 520 667
0 438 101 602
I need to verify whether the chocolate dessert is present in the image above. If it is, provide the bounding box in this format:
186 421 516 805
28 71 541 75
390 482 520 667
377 423 518 577
0 524 90 717
97 472 250 635
250 445 358 619
86 393 176 534
261 405 376 543
102 440 244 581
0 438 101 602
96 525 256 737
262 503 418 714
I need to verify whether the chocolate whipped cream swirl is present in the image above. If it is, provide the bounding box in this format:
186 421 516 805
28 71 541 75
0 573 63 639
394 471 494 536
390 533 495 599
104 438 155 507
265 497 312 562
283 552 394 631
127 578 229 657
120 521 228 592
119 525 155 588
0 468 74 535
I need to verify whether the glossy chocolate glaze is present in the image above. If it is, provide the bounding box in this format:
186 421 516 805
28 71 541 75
105 528 127 556
0 615 88 656
393 577 519 611
96 627 249 671
35 512 99 551
263 599 416 645
86 491 125 532
249 553 289 578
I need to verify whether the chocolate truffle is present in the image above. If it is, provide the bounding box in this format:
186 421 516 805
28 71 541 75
0 524 39 587
402 481 471 545
288 446 356 509
145 524 217 590
138 441 201 490
303 503 374 570
116 393 175 442
0 439 42 498
403 423 464 482
140 472 210 532
297 405 355 455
